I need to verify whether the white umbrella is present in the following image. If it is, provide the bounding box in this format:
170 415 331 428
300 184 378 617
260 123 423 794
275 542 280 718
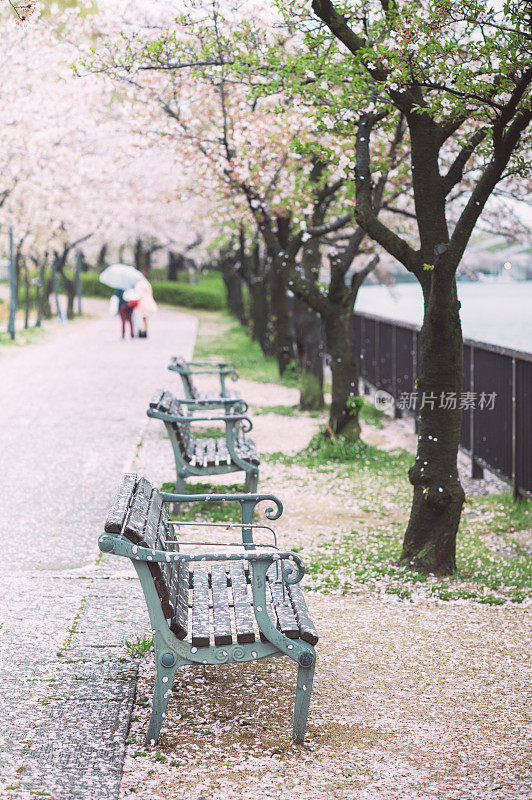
99 263 145 290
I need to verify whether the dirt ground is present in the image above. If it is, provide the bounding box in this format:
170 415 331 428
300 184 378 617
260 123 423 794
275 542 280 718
119 374 531 800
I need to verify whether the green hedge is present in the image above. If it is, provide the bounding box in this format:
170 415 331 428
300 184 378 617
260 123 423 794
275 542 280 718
81 274 113 298
81 272 226 311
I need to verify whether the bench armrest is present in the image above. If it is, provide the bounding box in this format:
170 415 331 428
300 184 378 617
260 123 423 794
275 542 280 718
175 397 248 413
184 414 251 427
160 491 283 523
147 408 252 429
169 360 237 375
172 360 236 370
98 536 305 584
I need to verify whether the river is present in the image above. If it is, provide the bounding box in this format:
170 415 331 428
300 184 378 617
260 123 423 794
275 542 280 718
356 280 532 353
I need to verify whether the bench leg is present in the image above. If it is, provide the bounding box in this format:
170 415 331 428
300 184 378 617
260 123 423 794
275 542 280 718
145 661 180 746
244 469 258 493
292 659 316 743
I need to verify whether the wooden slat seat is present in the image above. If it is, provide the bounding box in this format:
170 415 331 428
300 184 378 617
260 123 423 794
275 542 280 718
104 477 319 650
191 565 210 648
147 389 260 493
100 474 318 746
229 561 255 645
268 577 300 639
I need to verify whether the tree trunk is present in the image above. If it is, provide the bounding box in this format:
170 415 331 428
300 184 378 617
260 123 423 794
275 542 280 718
294 225 324 409
323 309 360 440
22 259 30 329
244 244 272 355
62 274 76 319
168 251 184 281
134 238 154 276
270 258 295 376
54 252 76 320
400 275 465 575
221 257 247 325
293 299 324 410
96 244 108 272
247 276 271 355
78 249 89 273
42 269 53 319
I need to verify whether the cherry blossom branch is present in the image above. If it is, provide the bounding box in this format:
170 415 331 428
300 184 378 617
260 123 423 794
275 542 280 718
354 113 419 275
442 128 489 196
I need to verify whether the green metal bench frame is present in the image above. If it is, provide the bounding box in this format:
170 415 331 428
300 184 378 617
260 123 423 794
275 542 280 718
168 357 242 411
98 474 318 746
147 389 259 493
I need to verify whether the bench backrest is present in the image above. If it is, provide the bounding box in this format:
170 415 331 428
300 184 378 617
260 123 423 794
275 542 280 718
105 473 188 639
149 389 195 461
169 357 198 399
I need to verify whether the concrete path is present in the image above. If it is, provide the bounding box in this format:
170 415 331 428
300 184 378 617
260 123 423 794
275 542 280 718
0 301 197 799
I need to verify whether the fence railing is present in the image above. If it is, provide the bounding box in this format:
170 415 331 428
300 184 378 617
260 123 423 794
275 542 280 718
353 311 532 499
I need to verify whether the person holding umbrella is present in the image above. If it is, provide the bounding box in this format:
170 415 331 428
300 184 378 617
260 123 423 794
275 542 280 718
99 264 144 340
116 288 137 338
134 277 158 338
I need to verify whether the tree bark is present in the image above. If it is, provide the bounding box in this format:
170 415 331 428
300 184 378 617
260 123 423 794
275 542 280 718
295 226 324 409
400 274 465 574
323 309 360 439
168 251 184 281
54 250 76 320
247 244 272 355
220 258 247 325
270 256 295 376
269 217 296 376
22 259 30 329
96 243 108 272
293 299 324 409
42 271 53 319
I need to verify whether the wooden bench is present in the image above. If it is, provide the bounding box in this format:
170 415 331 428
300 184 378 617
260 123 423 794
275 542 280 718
98 473 318 745
148 389 260 493
168 357 243 411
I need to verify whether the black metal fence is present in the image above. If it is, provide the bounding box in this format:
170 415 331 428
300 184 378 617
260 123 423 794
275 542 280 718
353 311 532 499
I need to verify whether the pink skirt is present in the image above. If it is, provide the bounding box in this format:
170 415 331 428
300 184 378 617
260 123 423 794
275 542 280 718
135 280 158 316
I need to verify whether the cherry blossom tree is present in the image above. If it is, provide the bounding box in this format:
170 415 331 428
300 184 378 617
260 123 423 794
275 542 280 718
0 7 216 323
85 0 407 423
293 0 532 573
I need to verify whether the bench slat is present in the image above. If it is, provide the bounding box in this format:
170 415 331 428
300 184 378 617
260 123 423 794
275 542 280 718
211 565 233 646
205 438 216 466
124 477 152 544
149 389 164 409
144 488 162 548
169 396 182 416
216 439 231 466
235 436 260 465
145 491 176 622
193 439 206 468
288 583 319 645
268 577 300 639
169 560 189 640
159 390 174 414
191 565 210 648
104 473 137 533
228 562 255 644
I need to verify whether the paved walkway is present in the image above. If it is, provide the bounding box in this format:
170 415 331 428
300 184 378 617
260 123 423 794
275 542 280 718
0 301 197 799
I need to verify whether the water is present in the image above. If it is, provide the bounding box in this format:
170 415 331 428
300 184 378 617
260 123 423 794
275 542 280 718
356 280 532 353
